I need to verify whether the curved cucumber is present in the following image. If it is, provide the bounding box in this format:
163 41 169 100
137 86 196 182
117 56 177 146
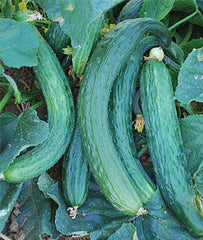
109 36 164 204
62 120 89 208
3 28 75 183
140 58 203 236
78 18 171 215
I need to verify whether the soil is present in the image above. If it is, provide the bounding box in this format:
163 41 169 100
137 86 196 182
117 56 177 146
0 64 151 240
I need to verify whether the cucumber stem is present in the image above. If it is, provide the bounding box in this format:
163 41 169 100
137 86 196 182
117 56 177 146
2 73 21 104
0 82 9 87
181 103 196 115
30 99 45 110
169 6 198 31
179 23 193 47
138 145 149 159
0 87 14 112
14 0 19 11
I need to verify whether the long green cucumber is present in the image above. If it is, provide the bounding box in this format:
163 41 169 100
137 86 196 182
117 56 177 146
78 18 171 215
108 36 164 204
140 57 203 236
3 28 75 183
62 119 89 211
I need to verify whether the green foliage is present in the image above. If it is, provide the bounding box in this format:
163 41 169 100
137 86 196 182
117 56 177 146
172 0 203 27
108 223 138 240
0 0 14 18
33 0 126 74
0 182 22 232
0 18 39 67
139 0 175 20
180 114 203 176
16 179 60 240
135 189 198 239
175 47 203 104
0 109 49 173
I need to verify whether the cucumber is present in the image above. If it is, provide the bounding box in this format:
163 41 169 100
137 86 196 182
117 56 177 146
140 56 203 236
3 28 75 183
117 0 144 22
62 119 89 216
78 18 171 215
109 36 164 204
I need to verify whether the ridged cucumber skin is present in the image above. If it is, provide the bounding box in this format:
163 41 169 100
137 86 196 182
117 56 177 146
3 28 75 183
78 18 171 215
109 36 164 204
117 0 144 22
140 59 203 236
62 121 89 207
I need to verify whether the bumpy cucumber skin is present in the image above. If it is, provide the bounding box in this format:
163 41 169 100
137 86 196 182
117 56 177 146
140 59 203 236
117 0 144 22
62 121 89 207
78 18 171 215
3 28 75 183
109 36 165 204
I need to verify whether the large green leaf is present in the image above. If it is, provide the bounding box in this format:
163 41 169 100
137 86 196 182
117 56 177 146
0 108 49 172
139 0 175 20
180 114 203 176
0 18 39 68
33 0 126 74
108 223 138 240
135 189 197 239
90 218 132 240
0 182 22 233
16 179 60 240
175 47 203 104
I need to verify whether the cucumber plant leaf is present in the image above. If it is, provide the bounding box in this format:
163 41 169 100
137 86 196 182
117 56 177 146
175 47 203 104
108 223 138 240
134 189 197 240
0 18 39 68
180 114 203 176
172 0 203 27
0 108 49 173
16 179 60 240
37 173 129 237
90 218 133 240
0 181 22 233
33 0 126 74
48 183 129 236
139 0 175 21
182 38 203 53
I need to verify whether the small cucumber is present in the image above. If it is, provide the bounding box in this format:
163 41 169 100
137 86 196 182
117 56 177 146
62 119 89 218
